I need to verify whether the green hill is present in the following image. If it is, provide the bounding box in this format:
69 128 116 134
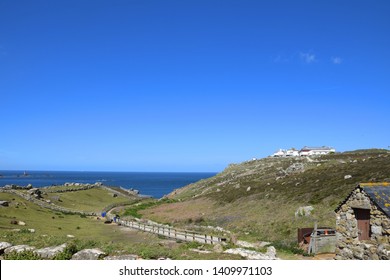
140 149 390 244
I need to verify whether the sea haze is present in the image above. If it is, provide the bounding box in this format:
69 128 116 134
0 170 216 198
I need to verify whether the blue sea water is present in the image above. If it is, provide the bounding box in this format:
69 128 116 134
0 170 216 198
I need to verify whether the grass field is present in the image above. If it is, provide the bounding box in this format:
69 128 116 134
43 187 135 212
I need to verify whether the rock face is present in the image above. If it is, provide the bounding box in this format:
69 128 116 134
34 244 67 259
71 249 107 260
335 187 390 260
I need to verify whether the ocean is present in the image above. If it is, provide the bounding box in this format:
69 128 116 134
0 170 216 198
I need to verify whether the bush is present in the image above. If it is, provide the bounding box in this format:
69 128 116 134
182 241 201 249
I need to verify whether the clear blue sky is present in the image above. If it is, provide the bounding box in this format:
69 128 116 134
1 0 389 172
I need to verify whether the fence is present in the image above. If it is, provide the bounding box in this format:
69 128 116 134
107 214 227 244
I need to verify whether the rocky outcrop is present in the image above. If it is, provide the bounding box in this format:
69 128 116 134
28 188 43 199
34 244 67 259
4 245 36 254
1 184 32 190
71 249 107 260
285 163 305 175
0 243 114 260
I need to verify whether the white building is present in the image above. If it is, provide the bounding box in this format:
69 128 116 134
271 146 335 157
272 148 299 157
299 146 336 156
286 149 299 157
272 149 287 157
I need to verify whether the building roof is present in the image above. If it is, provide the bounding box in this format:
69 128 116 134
360 183 390 218
335 183 390 218
300 146 334 151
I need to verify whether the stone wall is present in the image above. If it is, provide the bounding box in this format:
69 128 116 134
335 188 390 260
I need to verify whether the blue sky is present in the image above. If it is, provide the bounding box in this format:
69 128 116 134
1 0 389 172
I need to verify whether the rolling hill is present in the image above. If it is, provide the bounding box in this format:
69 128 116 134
140 149 390 244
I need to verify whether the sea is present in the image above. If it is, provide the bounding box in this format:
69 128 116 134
0 170 216 198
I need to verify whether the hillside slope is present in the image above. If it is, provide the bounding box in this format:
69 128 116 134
141 149 390 243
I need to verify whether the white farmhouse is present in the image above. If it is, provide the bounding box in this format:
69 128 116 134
299 146 335 156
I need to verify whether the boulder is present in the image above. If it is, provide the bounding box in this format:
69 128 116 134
0 201 9 207
266 246 277 259
34 244 67 259
71 249 107 260
213 244 224 253
295 206 314 217
28 188 43 199
4 245 36 254
0 242 13 254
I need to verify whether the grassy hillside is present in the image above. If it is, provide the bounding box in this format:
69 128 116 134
0 186 242 260
0 187 139 242
44 188 134 212
140 149 390 244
